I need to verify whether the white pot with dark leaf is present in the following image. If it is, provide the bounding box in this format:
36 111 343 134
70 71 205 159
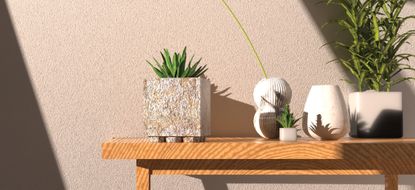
303 85 349 140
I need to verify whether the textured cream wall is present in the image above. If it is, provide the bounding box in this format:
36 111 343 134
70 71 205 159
2 0 415 189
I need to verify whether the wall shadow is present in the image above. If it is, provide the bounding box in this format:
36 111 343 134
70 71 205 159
396 83 415 138
210 84 258 137
301 0 356 84
0 1 65 189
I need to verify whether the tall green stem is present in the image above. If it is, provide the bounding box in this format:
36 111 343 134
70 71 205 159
220 0 268 79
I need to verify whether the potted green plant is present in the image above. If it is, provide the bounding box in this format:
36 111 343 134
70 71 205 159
277 104 301 141
326 0 415 138
144 47 210 142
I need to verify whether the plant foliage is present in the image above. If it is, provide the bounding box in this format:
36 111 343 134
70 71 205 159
326 0 415 91
147 47 207 78
277 104 301 128
220 0 268 78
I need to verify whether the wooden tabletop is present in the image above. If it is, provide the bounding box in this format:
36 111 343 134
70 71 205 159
102 137 415 160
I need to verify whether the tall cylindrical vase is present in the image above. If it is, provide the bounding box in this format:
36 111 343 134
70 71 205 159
303 85 349 140
253 77 292 139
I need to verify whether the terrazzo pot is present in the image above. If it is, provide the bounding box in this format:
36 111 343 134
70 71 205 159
253 78 292 139
349 91 402 138
303 85 349 140
143 77 211 142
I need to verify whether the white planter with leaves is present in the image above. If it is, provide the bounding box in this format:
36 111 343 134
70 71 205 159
325 1 414 138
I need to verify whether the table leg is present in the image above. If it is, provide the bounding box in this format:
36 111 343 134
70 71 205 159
385 175 398 190
136 166 151 190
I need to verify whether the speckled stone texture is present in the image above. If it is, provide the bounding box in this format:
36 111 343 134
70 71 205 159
144 78 211 140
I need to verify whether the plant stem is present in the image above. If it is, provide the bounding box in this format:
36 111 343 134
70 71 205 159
220 0 268 79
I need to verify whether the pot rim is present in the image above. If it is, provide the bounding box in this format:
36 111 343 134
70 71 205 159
279 128 297 130
349 91 402 95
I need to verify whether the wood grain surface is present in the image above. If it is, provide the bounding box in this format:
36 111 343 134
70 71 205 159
136 165 150 190
102 137 415 160
102 137 415 190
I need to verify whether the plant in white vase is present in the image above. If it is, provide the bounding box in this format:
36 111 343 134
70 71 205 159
326 0 415 138
277 104 301 141
221 0 292 139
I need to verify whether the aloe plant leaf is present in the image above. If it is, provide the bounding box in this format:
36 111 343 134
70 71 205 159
147 48 207 78
147 60 165 77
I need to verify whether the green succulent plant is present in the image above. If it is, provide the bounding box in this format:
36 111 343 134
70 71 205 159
277 104 301 128
147 47 207 78
326 0 415 91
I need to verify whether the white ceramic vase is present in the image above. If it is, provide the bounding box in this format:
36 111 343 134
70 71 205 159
279 128 297 141
253 78 292 109
253 78 292 139
303 85 349 140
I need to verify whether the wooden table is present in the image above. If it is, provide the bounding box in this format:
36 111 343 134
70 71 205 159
102 137 415 190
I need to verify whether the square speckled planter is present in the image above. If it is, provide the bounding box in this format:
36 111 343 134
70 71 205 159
144 78 211 142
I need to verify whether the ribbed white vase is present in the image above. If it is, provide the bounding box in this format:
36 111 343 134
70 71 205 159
303 85 349 140
253 78 292 139
253 78 292 109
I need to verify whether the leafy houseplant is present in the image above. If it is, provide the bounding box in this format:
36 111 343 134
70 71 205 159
147 47 207 78
326 0 415 138
277 104 300 141
221 0 293 139
143 47 211 143
277 104 301 129
327 0 415 91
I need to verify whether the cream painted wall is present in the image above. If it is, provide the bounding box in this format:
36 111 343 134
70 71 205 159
2 0 415 189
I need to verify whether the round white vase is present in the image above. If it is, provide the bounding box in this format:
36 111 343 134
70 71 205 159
253 78 292 139
303 85 349 140
253 78 292 109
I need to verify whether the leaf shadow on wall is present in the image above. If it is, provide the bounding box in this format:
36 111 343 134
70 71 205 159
210 84 258 137
0 1 65 189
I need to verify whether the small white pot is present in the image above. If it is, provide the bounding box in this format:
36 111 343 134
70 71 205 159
279 128 297 141
349 91 402 138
